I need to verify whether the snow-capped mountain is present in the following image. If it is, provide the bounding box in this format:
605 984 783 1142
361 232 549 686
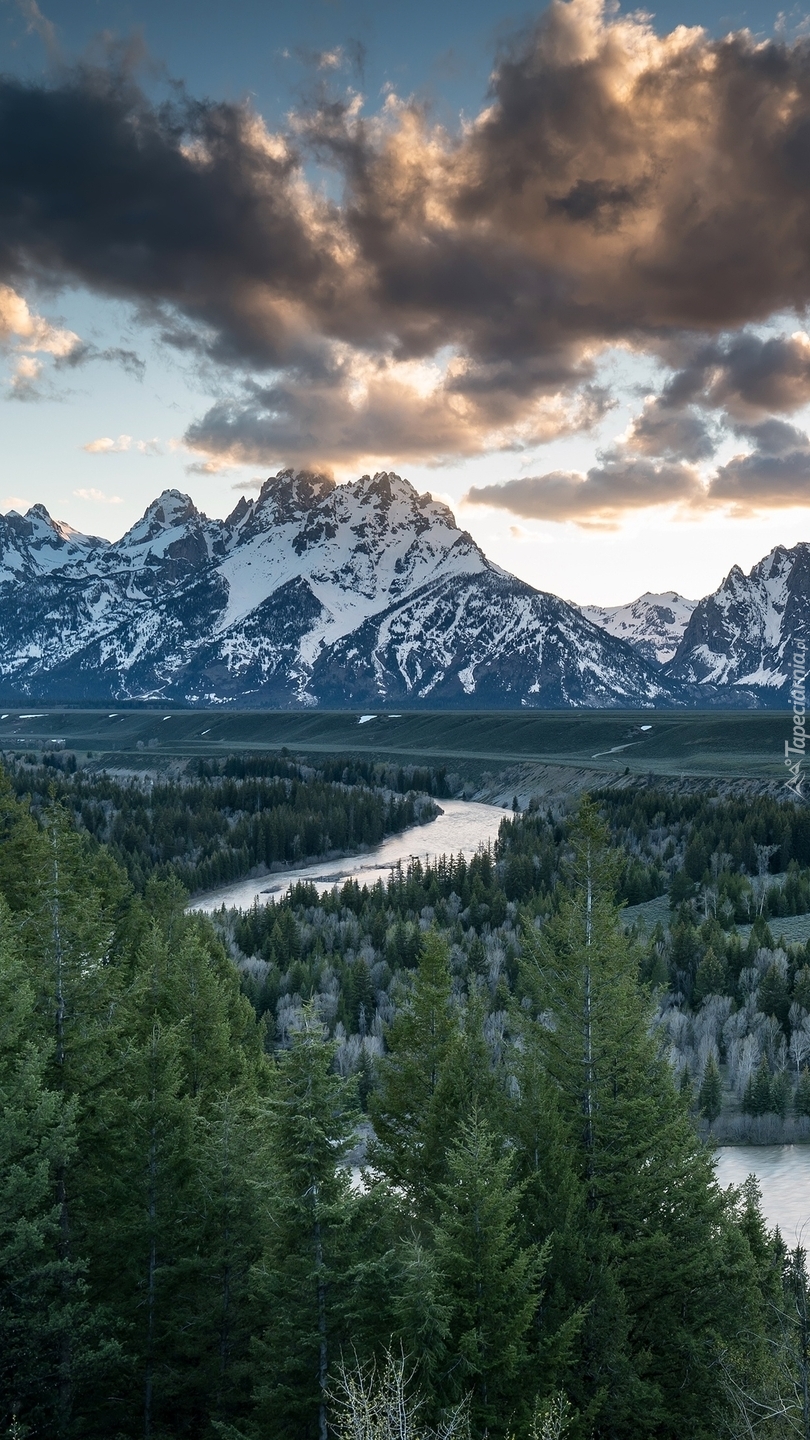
0 471 675 709
580 592 697 666
0 505 107 584
665 543 810 697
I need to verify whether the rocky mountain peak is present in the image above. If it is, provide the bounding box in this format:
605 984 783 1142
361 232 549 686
666 537 810 692
125 490 200 542
254 469 336 520
580 590 697 666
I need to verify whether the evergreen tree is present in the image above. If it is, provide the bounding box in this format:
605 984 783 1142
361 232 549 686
0 801 127 1435
426 1109 542 1438
251 1011 358 1440
369 931 459 1203
0 897 90 1438
781 1246 810 1439
693 948 729 1005
744 1056 773 1117
794 966 810 1013
795 1066 810 1118
758 963 791 1029
698 1054 723 1123
771 1069 792 1120
84 917 268 1439
520 801 769 1438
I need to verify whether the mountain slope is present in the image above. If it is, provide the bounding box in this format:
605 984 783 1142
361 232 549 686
581 593 697 666
665 543 810 698
0 471 676 709
0 505 107 584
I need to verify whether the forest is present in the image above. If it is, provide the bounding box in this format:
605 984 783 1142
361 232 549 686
3 751 445 894
4 755 810 1438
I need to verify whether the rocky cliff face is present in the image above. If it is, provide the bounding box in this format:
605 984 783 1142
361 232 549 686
0 470 674 708
664 543 810 699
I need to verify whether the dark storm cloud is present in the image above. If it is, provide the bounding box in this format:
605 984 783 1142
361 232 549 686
623 398 717 463
660 333 810 418
0 61 354 368
11 1 810 469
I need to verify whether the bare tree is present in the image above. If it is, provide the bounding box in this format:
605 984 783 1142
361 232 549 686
754 846 780 917
328 1350 469 1440
528 1392 573 1440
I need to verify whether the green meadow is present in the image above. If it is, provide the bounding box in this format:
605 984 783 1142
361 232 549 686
0 706 794 781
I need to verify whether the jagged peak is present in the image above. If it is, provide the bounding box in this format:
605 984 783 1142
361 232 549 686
112 489 205 551
26 502 54 525
255 469 336 511
724 564 746 585
15 504 103 550
225 494 254 527
142 489 200 526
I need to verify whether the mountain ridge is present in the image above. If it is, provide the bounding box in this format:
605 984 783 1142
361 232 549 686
0 473 802 709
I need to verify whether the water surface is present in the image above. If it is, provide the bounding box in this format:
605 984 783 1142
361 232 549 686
190 798 506 913
716 1146 810 1241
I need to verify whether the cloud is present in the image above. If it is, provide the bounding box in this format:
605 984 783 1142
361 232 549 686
183 357 611 470
0 283 78 356
0 281 81 396
56 342 145 378
11 4 810 466
82 434 160 453
8 353 43 398
83 434 131 453
466 415 810 523
706 420 810 512
620 397 717 463
72 487 123 503
466 454 701 526
14 0 58 56
661 332 810 420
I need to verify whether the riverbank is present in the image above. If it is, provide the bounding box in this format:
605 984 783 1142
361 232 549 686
189 797 507 913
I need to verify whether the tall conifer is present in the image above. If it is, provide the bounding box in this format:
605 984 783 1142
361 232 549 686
520 801 768 1437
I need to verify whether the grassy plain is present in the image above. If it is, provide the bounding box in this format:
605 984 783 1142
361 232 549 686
0 707 793 783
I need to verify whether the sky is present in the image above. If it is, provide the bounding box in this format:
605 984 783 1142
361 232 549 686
4 0 810 604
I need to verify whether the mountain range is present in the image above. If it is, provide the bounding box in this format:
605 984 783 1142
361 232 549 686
0 471 803 709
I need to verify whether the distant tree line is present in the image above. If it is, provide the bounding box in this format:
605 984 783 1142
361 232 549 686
3 752 444 895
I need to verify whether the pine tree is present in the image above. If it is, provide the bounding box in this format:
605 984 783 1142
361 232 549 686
84 916 268 1439
520 801 769 1438
771 1069 791 1121
506 1032 588 1409
0 801 126 1435
795 1066 810 1118
781 1246 810 1439
759 963 791 1029
0 896 86 1437
698 1054 723 1123
251 1010 358 1440
369 931 459 1203
692 946 729 1005
195 1090 270 1432
426 1109 543 1438
744 1056 773 1117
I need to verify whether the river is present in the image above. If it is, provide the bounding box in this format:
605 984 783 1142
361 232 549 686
716 1147 810 1240
190 809 810 1239
190 798 507 914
